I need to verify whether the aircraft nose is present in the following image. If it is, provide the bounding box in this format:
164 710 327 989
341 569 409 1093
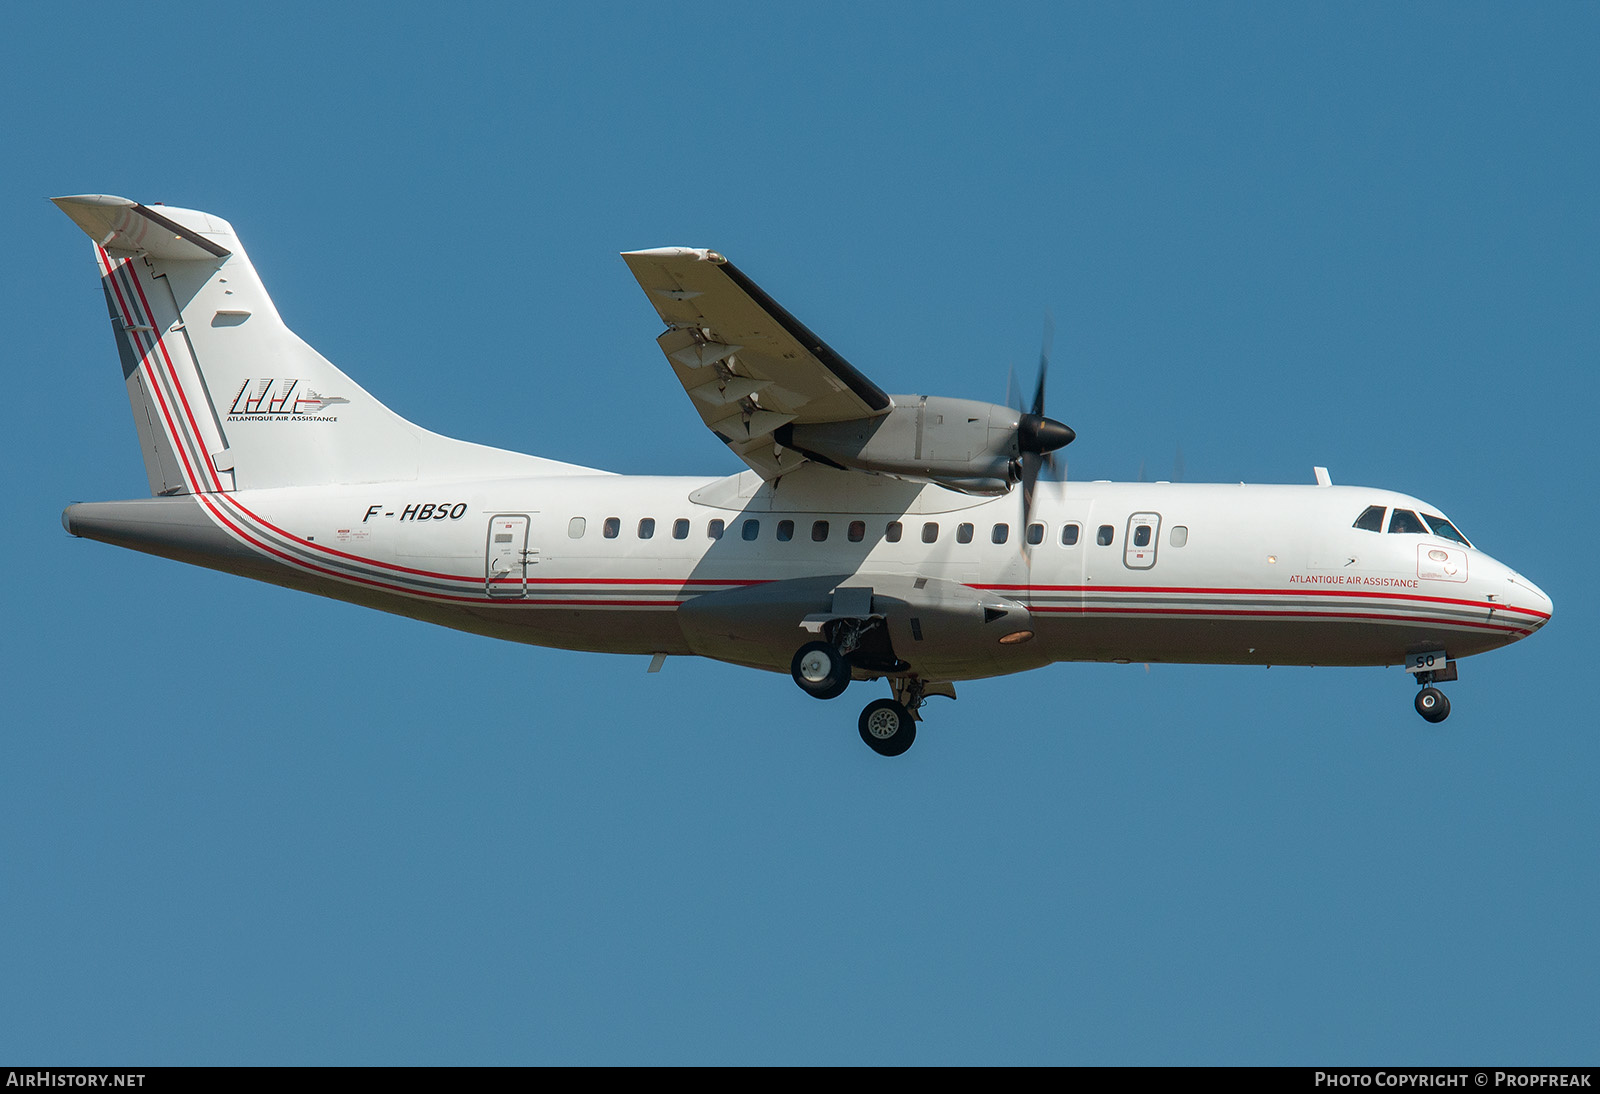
1504 571 1553 632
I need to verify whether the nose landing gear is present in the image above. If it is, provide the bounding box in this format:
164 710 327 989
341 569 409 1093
1407 650 1457 724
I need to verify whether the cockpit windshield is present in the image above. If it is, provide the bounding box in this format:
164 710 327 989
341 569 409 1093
1422 513 1471 546
1353 505 1385 532
1351 505 1471 547
1388 508 1427 534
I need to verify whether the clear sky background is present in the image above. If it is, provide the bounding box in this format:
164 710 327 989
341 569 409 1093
3 2 1595 1065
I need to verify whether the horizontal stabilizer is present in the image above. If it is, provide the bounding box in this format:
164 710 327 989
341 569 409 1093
52 195 231 260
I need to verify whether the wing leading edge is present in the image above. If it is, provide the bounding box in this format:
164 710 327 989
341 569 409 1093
622 248 890 479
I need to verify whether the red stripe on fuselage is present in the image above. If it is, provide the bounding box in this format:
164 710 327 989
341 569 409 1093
1033 602 1531 635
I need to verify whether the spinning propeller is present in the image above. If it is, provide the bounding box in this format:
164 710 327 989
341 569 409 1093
1013 315 1075 535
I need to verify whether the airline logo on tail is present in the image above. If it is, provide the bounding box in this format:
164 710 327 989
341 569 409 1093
227 379 349 421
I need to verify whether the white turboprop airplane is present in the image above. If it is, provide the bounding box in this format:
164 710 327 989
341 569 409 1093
55 195 1553 756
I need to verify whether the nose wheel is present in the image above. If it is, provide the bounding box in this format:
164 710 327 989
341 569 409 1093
1415 686 1450 723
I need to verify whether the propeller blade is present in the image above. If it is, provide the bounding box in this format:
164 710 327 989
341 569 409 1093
1020 450 1042 534
1017 311 1072 459
1035 312 1054 417
1015 310 1071 556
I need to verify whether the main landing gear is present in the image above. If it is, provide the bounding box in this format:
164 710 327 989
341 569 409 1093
1408 649 1457 724
791 641 850 700
788 628 928 757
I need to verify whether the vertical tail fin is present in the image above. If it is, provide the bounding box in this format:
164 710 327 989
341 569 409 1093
55 195 590 495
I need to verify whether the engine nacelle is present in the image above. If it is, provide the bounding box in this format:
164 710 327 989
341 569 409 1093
777 396 1027 496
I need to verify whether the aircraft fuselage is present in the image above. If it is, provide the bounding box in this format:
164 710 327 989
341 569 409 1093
64 471 1551 680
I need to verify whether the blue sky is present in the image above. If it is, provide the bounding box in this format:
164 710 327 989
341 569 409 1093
3 2 1595 1064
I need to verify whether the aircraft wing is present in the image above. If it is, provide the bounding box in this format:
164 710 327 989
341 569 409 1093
622 248 892 479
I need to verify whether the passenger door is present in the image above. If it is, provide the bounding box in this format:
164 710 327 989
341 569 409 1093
486 515 536 597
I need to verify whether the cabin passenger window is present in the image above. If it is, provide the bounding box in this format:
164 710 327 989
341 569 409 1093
1422 513 1470 546
707 519 724 540
1353 505 1386 532
567 517 586 539
777 520 794 542
1027 523 1045 545
603 517 620 539
1061 523 1080 546
673 519 690 540
742 519 760 541
848 521 866 543
811 521 829 542
1097 525 1114 546
956 523 974 544
1388 509 1426 535
638 518 655 539
1133 524 1151 547
1170 525 1188 547
991 524 1009 545
886 521 903 543
922 522 939 544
